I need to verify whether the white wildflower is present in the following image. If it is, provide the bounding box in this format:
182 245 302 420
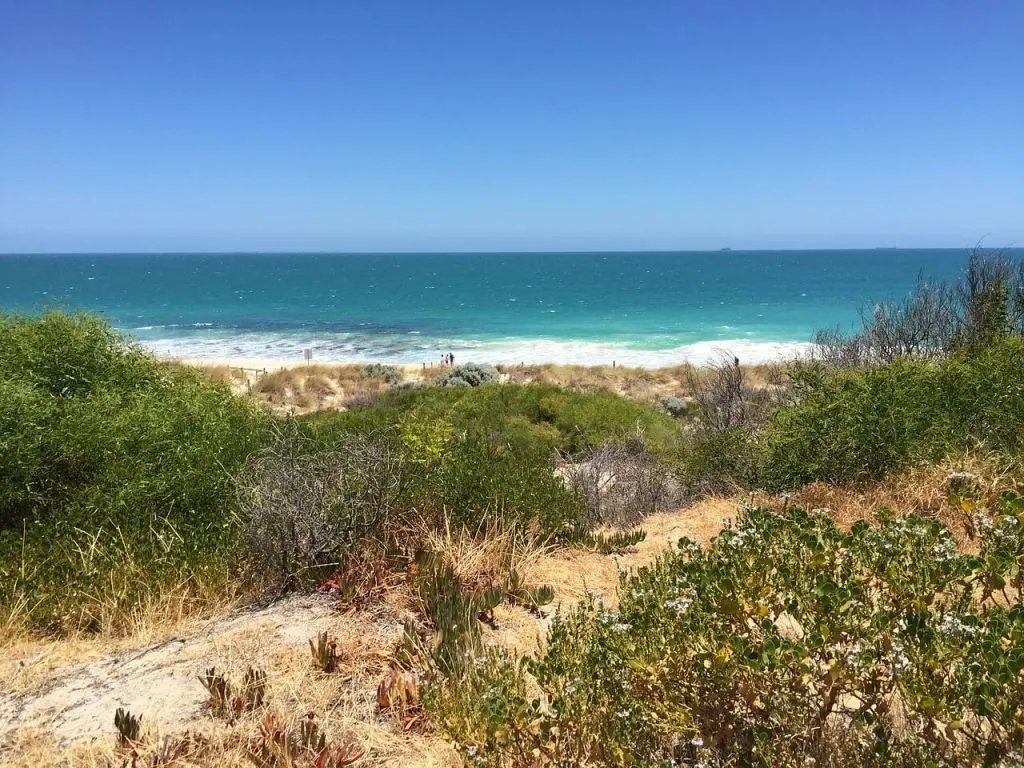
665 596 693 614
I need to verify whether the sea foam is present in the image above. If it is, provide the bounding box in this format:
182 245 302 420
137 332 811 367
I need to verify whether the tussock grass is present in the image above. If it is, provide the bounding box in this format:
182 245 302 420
417 515 552 596
162 360 243 385
246 364 427 413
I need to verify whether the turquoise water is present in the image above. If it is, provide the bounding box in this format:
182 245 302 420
0 249 991 365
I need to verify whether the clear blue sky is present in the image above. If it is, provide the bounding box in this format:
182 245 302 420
1 1 1021 252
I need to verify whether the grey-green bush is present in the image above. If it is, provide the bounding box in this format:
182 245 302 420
362 362 402 382
435 362 500 388
659 395 693 418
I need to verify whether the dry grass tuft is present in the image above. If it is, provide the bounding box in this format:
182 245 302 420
161 360 243 385
416 516 551 595
1 579 244 697
232 363 438 414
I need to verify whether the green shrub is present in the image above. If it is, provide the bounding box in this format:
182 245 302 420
311 382 681 458
762 337 1024 489
0 312 270 632
0 310 159 397
304 383 684 538
428 500 1024 767
678 427 761 495
427 434 583 534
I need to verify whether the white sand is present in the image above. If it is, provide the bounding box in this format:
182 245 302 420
169 357 433 373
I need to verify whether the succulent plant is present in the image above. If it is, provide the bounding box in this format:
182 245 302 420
309 631 341 674
199 665 267 721
505 569 555 613
114 707 142 746
580 528 647 554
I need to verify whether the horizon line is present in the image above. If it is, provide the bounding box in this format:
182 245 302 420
2 245 1015 257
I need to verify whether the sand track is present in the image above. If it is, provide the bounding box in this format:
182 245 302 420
0 596 346 744
0 499 733 765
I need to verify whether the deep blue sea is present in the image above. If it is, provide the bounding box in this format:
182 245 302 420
0 249 997 365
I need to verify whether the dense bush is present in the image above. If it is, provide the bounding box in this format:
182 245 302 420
0 312 270 632
236 406 586 575
679 427 762 495
427 499 1024 767
306 383 685 536
424 432 583 534
312 382 682 458
762 336 1024 489
436 362 501 388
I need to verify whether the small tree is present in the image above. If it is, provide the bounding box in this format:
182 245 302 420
812 247 1023 366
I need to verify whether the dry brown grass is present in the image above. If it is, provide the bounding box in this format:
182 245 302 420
247 365 388 414
174 359 785 416
417 516 552 596
497 362 783 404
161 361 243 386
419 365 447 383
1 578 244 697
530 497 735 612
784 452 1022 545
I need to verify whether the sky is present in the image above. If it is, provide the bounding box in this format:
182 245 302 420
1 1 1022 253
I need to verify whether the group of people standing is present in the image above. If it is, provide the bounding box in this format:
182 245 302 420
441 352 456 367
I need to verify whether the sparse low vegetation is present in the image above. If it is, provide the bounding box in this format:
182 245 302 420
2 248 1023 766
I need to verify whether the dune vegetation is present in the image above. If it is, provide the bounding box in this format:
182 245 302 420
2 249 1024 766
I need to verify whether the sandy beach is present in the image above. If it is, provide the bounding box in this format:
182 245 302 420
162 338 812 374
171 357 432 373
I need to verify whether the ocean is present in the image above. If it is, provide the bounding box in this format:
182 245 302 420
0 249 987 366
